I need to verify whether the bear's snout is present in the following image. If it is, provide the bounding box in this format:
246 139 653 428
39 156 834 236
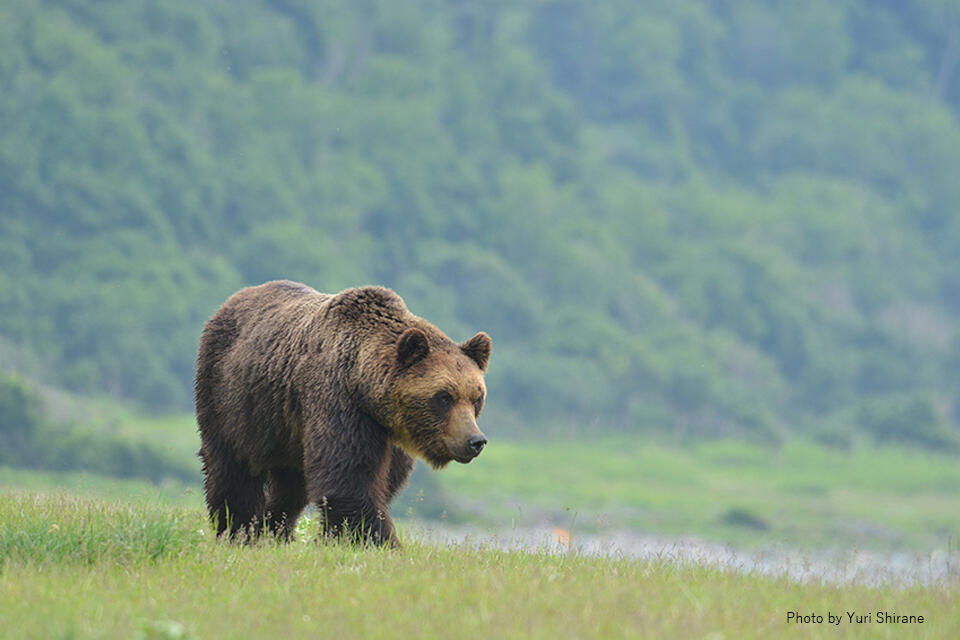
468 434 487 456
444 426 487 463
450 432 486 463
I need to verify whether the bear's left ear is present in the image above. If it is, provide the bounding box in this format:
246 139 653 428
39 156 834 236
397 327 430 368
461 332 491 371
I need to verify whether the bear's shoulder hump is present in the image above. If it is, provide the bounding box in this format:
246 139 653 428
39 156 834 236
328 286 408 321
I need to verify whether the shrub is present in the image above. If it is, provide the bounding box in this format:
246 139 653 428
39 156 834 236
857 393 959 452
0 372 43 465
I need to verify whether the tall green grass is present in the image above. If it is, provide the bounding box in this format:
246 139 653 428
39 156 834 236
0 492 200 565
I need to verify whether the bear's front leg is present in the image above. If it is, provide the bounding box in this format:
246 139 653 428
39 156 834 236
316 495 397 547
386 446 415 503
304 407 399 547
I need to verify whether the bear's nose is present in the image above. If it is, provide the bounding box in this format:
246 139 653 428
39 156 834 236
468 435 487 456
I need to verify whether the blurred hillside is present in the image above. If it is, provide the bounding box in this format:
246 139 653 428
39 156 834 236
2 0 960 448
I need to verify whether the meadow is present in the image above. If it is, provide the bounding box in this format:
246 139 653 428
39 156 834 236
3 408 958 638
9 405 960 553
437 436 960 552
0 492 956 640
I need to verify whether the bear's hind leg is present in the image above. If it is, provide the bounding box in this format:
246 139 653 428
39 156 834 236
201 442 266 541
265 468 308 541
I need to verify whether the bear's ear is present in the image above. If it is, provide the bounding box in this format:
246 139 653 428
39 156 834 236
397 327 430 368
461 332 491 371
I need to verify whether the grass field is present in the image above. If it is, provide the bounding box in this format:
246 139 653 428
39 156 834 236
0 492 956 640
9 405 960 553
436 436 960 552
0 467 199 507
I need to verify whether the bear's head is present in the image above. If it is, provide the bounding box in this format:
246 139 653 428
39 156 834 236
383 327 491 469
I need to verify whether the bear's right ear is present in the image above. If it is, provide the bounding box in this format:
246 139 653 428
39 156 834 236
461 331 491 371
397 327 430 368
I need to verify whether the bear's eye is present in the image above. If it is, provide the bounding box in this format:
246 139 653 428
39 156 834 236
430 390 454 415
473 397 483 416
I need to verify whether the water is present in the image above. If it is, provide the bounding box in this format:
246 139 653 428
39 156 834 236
406 521 960 587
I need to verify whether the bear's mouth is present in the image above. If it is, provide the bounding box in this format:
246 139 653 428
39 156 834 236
442 443 473 464
444 441 483 464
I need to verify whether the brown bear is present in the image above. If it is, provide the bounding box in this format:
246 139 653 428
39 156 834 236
194 281 491 546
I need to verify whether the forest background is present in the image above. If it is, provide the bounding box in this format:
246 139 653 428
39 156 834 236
3 0 960 480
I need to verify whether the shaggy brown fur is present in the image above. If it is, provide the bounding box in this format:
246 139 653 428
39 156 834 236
195 281 491 546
